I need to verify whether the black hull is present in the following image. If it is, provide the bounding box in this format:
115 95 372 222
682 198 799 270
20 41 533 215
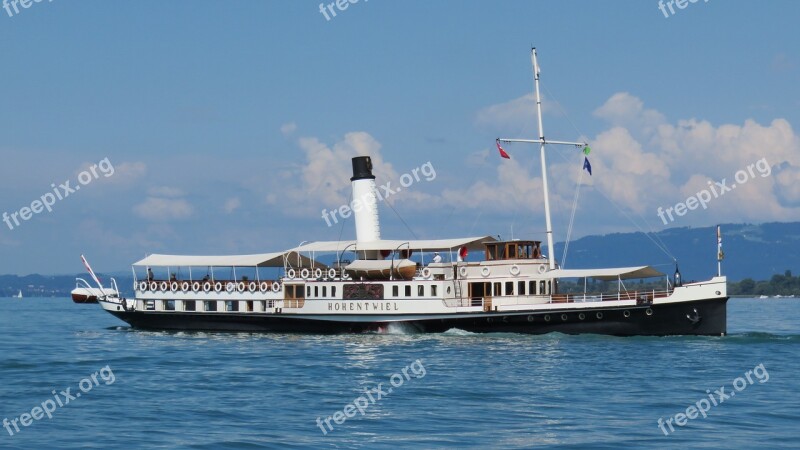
104 297 728 336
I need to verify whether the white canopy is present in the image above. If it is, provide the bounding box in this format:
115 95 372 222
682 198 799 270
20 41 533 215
292 236 496 253
133 251 318 268
548 266 665 281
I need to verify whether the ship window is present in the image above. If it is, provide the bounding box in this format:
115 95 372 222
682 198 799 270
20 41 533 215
332 286 336 297
505 281 514 296
204 301 217 312
418 285 424 296
185 301 196 312
432 285 438 296
405 285 411 296
307 286 311 297
393 285 399 297
145 300 155 311
246 301 253 312
164 300 175 311
297 285 305 299
547 281 552 295
493 282 501 296
529 281 536 295
226 301 239 312
322 286 327 297
539 281 546 296
260 301 266 311
314 286 319 297
518 281 525 296
507 244 517 260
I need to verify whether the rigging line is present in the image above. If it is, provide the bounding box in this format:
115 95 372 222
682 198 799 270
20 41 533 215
561 164 584 269
542 85 676 262
548 146 676 262
383 195 420 240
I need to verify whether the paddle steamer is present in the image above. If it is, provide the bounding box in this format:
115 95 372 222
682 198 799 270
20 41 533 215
92 49 728 335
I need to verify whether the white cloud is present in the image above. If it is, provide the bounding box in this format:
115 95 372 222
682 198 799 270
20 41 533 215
223 197 241 213
133 197 194 221
147 186 184 198
476 93 561 134
103 161 147 186
281 122 298 137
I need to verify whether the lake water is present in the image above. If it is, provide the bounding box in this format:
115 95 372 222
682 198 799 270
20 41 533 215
1 298 798 449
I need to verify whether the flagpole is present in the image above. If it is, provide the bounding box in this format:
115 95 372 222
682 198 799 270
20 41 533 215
717 225 723 277
532 48 556 270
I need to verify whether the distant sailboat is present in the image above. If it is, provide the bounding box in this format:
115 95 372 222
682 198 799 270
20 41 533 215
15 290 22 299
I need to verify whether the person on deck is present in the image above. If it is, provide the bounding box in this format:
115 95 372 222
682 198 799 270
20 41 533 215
432 252 443 264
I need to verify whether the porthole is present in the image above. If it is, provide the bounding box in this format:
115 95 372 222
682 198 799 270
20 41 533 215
623 310 631 318
646 308 653 316
544 315 551 322
527 315 534 322
578 313 585 320
596 312 603 319
561 314 568 321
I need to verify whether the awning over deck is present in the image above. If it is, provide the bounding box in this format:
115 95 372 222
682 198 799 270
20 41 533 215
133 251 318 268
292 236 497 253
548 266 665 281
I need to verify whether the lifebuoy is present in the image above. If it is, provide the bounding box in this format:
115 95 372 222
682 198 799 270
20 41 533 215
138 281 148 291
214 282 222 292
203 282 211 292
510 265 520 276
150 281 158 291
170 282 179 292
300 268 310 279
249 282 257 292
192 282 200 292
287 268 296 279
272 282 281 292
181 281 190 292
328 268 337 279
421 268 432 279
342 272 351 280
481 267 491 277
237 282 246 292
459 266 468 278
314 268 323 278
160 281 168 292
226 282 235 293
538 265 547 274
260 281 269 292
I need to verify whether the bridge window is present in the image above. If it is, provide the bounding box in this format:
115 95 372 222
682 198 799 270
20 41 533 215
432 285 438 296
204 301 217 312
418 285 424 296
505 281 514 296
529 281 536 295
405 285 411 297
393 285 399 297
493 282 501 296
332 286 337 297
518 281 526 296
185 301 196 311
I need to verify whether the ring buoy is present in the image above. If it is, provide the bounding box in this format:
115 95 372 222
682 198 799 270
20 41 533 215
150 281 158 291
170 282 178 292
181 281 190 292
160 281 168 292
249 282 257 292
214 282 222 292
139 281 148 291
260 281 269 292
300 268 310 279
287 268 296 279
314 268 323 278
192 282 200 292
481 267 491 277
237 282 246 292
459 267 468 278
538 265 547 274
328 268 336 279
203 282 211 292
272 282 281 292
510 265 520 276
226 282 235 293
421 268 432 279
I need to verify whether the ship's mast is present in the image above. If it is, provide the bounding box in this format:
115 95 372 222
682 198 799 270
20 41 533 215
498 48 587 271
532 49 556 270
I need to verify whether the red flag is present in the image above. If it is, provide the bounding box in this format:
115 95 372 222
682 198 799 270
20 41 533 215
496 141 510 159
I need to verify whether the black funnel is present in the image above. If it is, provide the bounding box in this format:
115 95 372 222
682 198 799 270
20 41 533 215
351 156 375 181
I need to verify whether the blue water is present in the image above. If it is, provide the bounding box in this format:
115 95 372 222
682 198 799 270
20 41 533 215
0 298 798 449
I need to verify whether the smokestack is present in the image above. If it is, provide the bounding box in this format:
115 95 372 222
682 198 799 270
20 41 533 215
350 156 382 247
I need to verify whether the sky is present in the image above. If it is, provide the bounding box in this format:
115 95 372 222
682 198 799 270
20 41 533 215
0 0 799 275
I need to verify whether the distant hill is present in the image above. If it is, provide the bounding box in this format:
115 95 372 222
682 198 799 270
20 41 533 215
3 222 799 296
553 222 800 282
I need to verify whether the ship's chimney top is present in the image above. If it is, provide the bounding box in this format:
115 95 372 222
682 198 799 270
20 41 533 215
351 156 376 181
